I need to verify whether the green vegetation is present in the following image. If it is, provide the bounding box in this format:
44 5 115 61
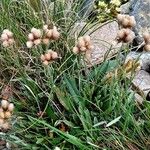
0 0 150 149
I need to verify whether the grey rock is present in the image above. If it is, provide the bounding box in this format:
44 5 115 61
130 0 150 44
120 2 131 14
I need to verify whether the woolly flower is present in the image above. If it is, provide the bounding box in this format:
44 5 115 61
110 0 121 6
0 100 14 131
42 25 60 45
117 14 136 28
0 29 15 47
73 35 94 54
26 28 42 48
116 28 135 43
143 32 150 51
40 50 59 65
98 1 107 8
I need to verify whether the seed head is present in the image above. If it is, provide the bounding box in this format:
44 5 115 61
144 44 150 51
51 51 58 59
4 111 11 119
1 100 9 110
0 112 5 119
26 41 33 48
28 33 34 41
8 103 14 112
73 46 79 54
45 53 51 61
43 38 50 45
43 60 49 66
1 34 8 41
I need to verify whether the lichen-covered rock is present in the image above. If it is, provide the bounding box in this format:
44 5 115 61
130 0 150 44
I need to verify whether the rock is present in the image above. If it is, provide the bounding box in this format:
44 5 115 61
120 2 131 14
130 0 150 44
132 70 150 100
89 21 122 66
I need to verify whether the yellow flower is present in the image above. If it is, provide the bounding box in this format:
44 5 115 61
116 7 121 12
98 1 107 8
110 0 121 6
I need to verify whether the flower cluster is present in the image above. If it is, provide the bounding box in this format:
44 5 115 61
26 25 60 48
26 28 42 48
116 14 136 43
117 28 135 43
43 25 60 44
0 100 14 131
143 32 150 51
0 29 15 47
40 50 58 65
110 0 121 7
117 14 136 28
73 35 94 54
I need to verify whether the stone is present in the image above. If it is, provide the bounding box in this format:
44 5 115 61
132 70 150 99
130 0 150 44
120 2 131 14
88 21 122 66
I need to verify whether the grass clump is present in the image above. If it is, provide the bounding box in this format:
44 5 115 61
0 0 150 150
